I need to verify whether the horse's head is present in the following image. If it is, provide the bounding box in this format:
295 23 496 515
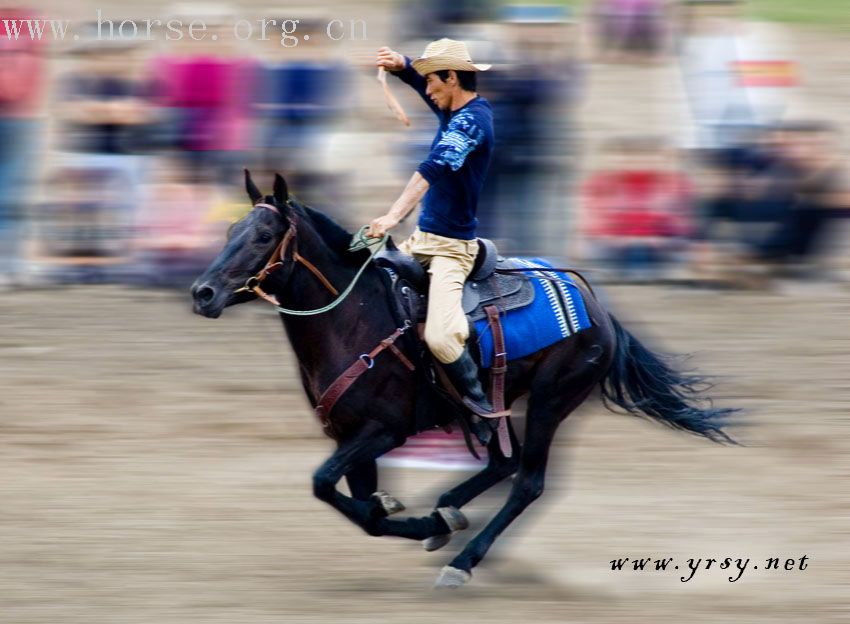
191 171 292 318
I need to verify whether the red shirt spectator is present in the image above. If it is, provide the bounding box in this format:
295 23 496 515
582 169 693 240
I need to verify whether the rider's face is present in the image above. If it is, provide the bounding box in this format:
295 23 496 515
425 72 453 111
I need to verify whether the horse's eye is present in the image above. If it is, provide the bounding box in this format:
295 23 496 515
257 232 273 244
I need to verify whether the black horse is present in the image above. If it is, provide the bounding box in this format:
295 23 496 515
191 172 735 587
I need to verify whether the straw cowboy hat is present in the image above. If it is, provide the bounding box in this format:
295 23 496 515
412 38 492 76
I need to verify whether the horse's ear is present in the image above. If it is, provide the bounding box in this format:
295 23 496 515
245 169 262 204
273 173 289 205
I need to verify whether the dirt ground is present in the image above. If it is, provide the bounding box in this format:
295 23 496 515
2 282 848 624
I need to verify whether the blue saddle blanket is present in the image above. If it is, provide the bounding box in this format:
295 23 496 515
473 259 592 368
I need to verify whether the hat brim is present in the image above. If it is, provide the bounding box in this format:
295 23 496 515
412 56 491 76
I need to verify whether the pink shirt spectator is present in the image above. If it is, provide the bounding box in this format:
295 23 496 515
150 55 255 151
0 9 45 118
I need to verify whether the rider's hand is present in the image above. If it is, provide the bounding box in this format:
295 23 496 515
376 47 405 72
367 214 400 238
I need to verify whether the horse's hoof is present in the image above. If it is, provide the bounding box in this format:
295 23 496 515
436 506 469 532
434 565 471 589
371 490 405 516
422 533 452 552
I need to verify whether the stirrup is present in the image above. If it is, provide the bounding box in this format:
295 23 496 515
469 417 497 446
462 397 511 419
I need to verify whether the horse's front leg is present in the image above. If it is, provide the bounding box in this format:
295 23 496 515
312 421 457 540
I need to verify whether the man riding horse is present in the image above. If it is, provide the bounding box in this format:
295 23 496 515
369 39 503 444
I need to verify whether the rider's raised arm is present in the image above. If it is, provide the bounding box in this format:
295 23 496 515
415 108 485 183
390 56 441 117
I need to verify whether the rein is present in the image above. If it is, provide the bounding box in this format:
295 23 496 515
234 202 389 316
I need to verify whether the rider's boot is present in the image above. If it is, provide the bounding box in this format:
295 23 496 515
442 347 507 446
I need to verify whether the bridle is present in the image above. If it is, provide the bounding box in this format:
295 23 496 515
234 202 340 307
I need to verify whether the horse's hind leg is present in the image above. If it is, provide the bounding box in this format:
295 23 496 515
419 423 521 552
435 421 521 511
436 376 597 587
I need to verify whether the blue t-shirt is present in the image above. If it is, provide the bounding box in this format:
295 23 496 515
391 57 494 240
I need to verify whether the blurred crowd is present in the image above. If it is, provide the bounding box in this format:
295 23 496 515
1 7 358 287
580 123 849 286
0 0 847 291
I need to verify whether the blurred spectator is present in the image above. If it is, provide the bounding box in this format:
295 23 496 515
694 125 792 252
33 167 133 283
695 122 849 283
45 33 150 279
252 16 351 216
149 23 256 187
581 136 694 281
590 0 672 63
479 5 579 256
753 123 849 269
0 8 45 284
394 0 496 42
57 37 149 156
130 155 227 287
679 0 798 150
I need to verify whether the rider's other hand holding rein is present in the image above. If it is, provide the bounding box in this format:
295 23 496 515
367 172 430 239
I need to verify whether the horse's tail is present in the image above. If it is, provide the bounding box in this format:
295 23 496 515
601 314 738 444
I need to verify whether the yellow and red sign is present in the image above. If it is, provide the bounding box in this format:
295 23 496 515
732 61 798 87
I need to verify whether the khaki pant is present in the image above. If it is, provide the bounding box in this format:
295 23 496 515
397 227 478 364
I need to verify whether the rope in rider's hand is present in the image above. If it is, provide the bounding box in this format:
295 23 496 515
377 67 410 127
349 225 388 253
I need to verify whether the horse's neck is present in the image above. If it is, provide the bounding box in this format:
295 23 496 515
272 234 390 400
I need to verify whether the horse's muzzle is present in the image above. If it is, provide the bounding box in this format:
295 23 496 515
191 281 224 318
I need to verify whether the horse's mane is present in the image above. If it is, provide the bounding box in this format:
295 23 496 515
291 198 386 265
